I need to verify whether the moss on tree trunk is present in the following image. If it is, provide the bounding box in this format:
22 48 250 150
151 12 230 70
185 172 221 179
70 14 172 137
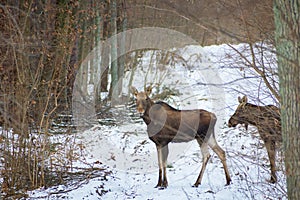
274 0 300 199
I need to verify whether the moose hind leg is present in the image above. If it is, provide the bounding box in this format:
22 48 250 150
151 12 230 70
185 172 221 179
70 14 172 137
194 141 211 187
161 145 169 188
209 137 232 185
265 139 277 183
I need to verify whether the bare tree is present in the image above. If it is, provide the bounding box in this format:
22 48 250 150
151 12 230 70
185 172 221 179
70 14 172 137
0 0 82 196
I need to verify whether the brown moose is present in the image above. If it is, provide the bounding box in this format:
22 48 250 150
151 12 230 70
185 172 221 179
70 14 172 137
228 96 281 183
131 86 231 189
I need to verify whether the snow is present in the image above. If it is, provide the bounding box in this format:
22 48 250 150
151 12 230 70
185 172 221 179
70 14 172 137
26 43 286 199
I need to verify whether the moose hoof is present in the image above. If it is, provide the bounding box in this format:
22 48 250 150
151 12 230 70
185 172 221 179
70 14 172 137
158 186 167 190
225 179 232 186
193 183 200 188
155 185 167 190
155 182 168 189
268 177 277 184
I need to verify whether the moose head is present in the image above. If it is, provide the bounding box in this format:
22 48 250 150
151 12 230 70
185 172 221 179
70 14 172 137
228 96 249 130
131 86 153 116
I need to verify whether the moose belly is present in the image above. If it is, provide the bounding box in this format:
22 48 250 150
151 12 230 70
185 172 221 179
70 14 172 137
147 124 197 144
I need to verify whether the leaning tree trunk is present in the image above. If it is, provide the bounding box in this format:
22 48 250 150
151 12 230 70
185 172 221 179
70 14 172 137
274 0 300 199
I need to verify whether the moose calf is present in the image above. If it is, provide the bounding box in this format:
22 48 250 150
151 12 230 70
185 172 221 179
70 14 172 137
228 96 281 183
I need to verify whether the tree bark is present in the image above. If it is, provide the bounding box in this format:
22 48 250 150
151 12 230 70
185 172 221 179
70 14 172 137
274 0 300 199
109 0 119 100
100 0 110 92
117 0 127 97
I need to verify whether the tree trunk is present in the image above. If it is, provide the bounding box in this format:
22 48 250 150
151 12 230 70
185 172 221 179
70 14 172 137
274 1 300 199
100 0 109 92
94 4 102 105
117 0 127 97
109 0 119 101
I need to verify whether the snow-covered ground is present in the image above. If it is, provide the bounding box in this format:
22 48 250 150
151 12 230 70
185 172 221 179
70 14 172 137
27 43 286 199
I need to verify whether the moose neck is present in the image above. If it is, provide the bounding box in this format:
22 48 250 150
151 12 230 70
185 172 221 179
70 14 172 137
141 98 155 125
241 104 264 126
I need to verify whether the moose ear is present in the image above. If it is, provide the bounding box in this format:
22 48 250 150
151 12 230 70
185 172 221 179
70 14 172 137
242 95 248 103
130 86 138 97
238 96 242 103
238 96 248 103
145 86 152 96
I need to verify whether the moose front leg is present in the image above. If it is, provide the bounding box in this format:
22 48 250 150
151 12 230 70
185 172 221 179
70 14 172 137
264 139 277 183
155 145 163 188
155 145 169 189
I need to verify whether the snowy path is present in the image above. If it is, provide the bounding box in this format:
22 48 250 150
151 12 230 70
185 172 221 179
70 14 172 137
28 44 286 199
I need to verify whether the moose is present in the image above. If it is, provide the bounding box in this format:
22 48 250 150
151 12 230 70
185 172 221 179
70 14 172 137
228 96 281 183
131 86 231 189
